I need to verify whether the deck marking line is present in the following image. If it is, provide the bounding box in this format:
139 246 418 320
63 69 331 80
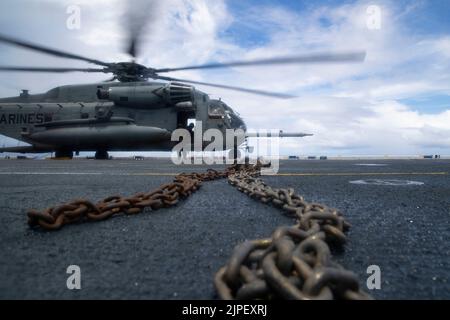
0 171 447 177
275 172 448 176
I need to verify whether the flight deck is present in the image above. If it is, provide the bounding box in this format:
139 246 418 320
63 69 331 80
0 158 448 299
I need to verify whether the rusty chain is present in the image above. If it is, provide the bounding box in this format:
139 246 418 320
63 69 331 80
214 163 373 300
27 161 371 300
27 167 237 230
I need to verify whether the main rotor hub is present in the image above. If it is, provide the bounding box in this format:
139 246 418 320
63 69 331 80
107 62 156 82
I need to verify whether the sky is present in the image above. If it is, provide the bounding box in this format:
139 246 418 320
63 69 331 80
0 0 449 156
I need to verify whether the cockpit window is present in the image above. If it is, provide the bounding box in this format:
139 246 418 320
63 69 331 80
208 103 225 119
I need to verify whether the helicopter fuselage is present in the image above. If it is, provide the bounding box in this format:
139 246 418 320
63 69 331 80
0 81 247 157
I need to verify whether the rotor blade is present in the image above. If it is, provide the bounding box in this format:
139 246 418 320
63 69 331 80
155 51 366 73
0 66 106 73
0 34 111 67
124 0 161 58
155 75 296 99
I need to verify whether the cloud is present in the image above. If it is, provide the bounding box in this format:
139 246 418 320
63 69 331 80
0 0 449 156
201 0 450 155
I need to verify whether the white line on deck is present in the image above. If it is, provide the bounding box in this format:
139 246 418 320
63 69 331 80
0 171 447 176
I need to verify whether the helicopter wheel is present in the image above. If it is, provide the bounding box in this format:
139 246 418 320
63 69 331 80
95 150 109 160
54 150 73 159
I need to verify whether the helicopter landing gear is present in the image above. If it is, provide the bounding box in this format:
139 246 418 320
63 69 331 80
95 150 109 160
54 150 73 159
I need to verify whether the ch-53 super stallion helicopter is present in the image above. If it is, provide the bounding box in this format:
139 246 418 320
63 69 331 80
0 7 365 160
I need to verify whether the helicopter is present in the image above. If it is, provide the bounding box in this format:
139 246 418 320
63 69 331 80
0 6 365 160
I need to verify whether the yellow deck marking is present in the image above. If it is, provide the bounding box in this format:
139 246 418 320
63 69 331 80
275 172 448 176
132 173 180 176
1 171 446 176
134 172 448 177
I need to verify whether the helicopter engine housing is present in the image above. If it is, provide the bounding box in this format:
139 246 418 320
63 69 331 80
97 83 194 109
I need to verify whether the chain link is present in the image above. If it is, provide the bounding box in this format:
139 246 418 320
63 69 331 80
27 168 237 230
26 161 371 300
214 163 373 300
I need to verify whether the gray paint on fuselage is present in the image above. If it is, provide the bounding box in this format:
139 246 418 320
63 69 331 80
0 81 220 152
